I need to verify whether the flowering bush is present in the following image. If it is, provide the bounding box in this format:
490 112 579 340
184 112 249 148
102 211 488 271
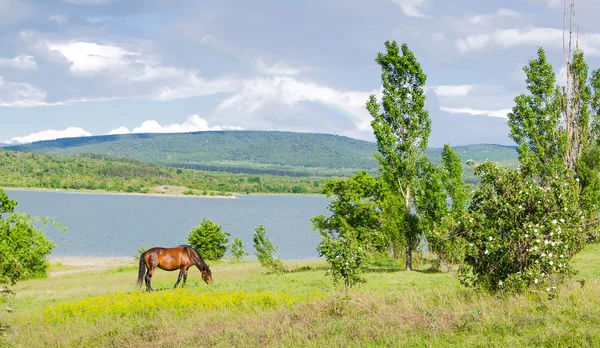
316 217 367 289
459 162 586 295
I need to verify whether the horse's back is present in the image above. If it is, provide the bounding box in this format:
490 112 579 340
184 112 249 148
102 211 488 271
144 245 192 271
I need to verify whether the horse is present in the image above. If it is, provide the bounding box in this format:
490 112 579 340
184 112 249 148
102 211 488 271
137 245 212 291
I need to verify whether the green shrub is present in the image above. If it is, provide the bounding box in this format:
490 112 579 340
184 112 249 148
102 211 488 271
253 225 283 273
316 217 366 289
230 237 248 262
0 189 62 285
459 163 584 296
187 219 230 261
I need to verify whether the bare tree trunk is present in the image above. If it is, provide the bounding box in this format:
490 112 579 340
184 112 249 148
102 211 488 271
405 185 413 271
405 244 413 271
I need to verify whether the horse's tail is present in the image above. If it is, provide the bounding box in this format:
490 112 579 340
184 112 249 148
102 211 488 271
137 251 147 288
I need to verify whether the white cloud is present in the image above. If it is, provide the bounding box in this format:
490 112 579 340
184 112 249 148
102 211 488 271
440 106 511 118
5 127 92 145
47 41 135 74
109 115 243 135
432 85 476 97
217 76 380 131
43 40 239 101
392 0 428 18
456 27 600 56
0 54 38 70
107 126 130 135
49 14 69 25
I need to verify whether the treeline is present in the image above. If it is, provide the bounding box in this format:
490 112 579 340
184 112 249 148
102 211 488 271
0 150 328 195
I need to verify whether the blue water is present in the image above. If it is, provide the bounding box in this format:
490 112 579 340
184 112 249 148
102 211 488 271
5 190 330 260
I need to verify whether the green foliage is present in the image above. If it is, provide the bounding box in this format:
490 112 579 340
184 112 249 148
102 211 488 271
0 189 61 285
6 130 522 182
508 47 600 242
230 237 248 262
366 41 432 270
312 171 383 253
0 149 330 195
252 225 283 273
316 217 367 289
459 163 584 295
312 172 379 287
9 131 381 177
421 145 470 268
187 219 230 261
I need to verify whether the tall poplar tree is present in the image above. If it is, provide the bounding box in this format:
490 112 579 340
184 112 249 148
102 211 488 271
366 41 431 270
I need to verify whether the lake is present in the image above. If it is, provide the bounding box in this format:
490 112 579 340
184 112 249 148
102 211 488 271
5 189 330 260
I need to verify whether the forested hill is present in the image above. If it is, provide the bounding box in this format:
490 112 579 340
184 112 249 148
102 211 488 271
7 131 518 178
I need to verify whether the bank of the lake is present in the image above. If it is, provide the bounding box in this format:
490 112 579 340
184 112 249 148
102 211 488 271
3 186 237 199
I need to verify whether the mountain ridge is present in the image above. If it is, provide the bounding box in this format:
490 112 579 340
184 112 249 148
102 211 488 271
6 130 518 178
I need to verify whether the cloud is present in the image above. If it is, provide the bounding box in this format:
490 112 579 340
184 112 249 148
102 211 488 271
42 40 239 101
106 126 129 135
456 27 600 56
49 14 69 25
108 115 243 135
217 76 380 132
0 76 57 107
0 54 38 70
432 85 476 97
47 41 136 74
5 127 92 145
440 106 511 119
392 0 428 18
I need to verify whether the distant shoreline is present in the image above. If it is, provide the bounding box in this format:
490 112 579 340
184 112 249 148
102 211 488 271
2 186 237 199
2 186 328 198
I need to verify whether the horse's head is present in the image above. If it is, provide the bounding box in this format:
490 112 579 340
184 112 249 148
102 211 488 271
202 268 213 284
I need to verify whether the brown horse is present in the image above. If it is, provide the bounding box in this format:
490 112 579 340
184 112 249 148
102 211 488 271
137 245 212 291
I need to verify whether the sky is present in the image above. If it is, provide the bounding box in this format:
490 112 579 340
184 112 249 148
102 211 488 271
1 0 600 147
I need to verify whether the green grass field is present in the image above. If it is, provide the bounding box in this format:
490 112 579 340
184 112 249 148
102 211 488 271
2 246 600 347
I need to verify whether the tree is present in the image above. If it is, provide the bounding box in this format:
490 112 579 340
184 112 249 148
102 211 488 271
230 237 248 262
252 225 283 273
0 189 60 285
507 0 600 241
416 145 470 270
187 219 230 261
312 171 383 255
366 41 432 270
316 217 367 289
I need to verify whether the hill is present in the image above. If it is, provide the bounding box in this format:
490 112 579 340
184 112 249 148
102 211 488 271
0 149 329 195
6 131 518 180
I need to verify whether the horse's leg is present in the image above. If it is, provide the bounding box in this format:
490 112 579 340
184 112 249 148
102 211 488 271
182 267 190 287
145 266 155 292
174 268 184 288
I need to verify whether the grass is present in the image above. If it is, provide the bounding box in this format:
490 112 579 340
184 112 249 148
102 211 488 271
1 246 600 347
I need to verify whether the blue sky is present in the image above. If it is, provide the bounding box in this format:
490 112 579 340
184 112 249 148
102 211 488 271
1 0 600 147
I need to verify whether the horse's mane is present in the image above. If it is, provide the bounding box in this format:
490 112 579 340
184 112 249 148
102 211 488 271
181 245 209 271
